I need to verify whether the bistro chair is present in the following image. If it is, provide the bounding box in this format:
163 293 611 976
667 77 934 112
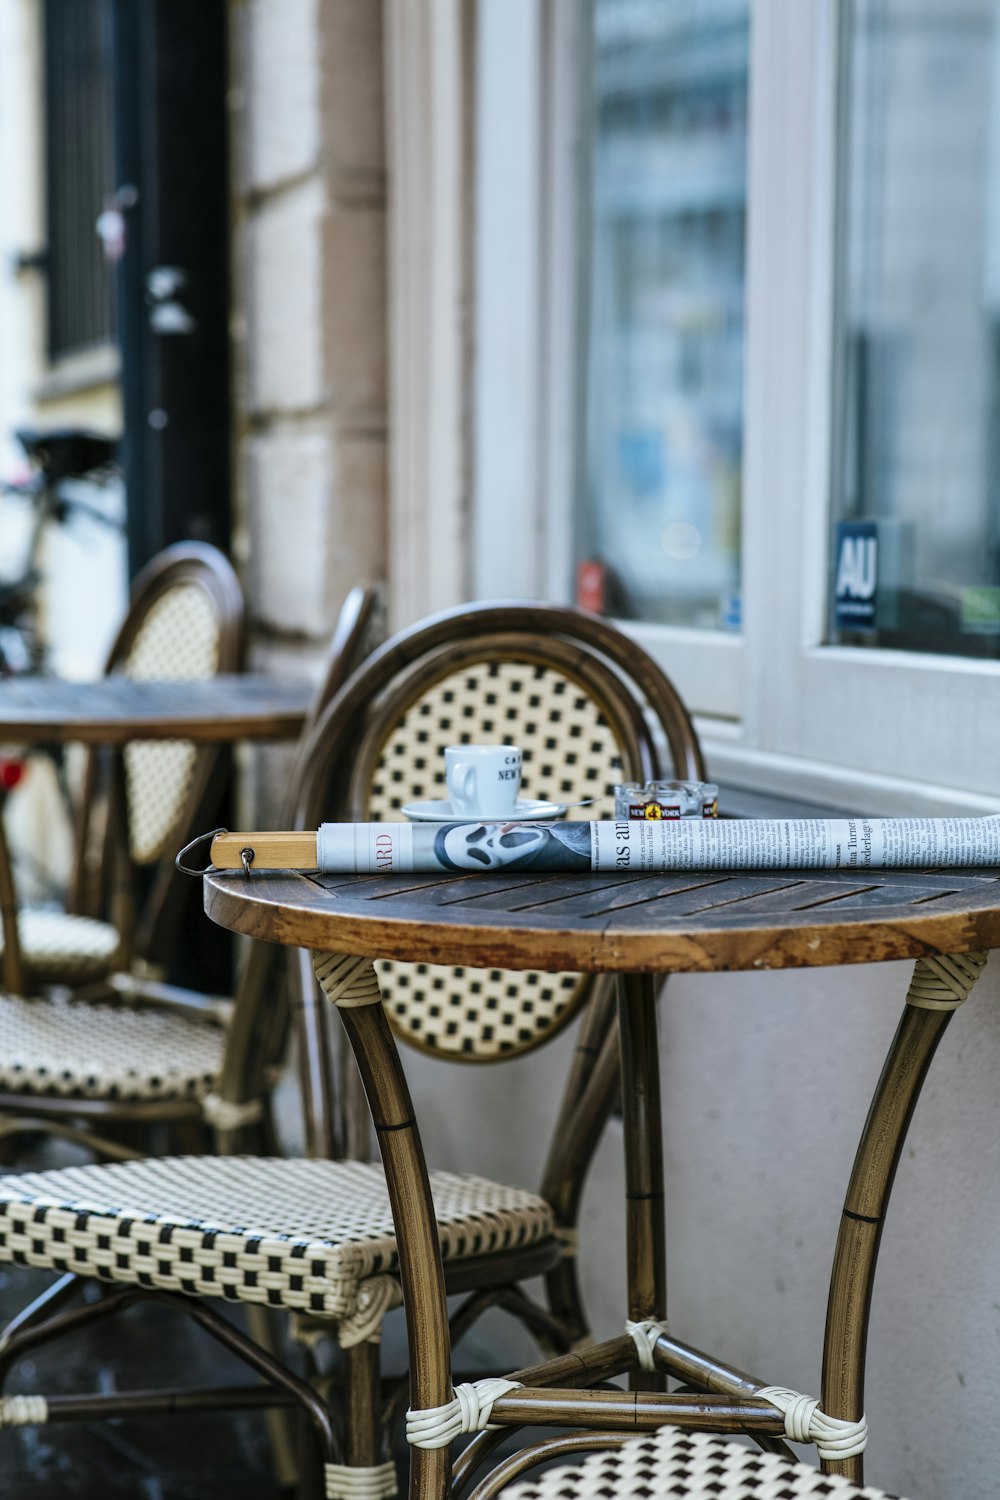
0 601 705 1499
493 1427 912 1500
0 582 380 1163
0 540 245 1000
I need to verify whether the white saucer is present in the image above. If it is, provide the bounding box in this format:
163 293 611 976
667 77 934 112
401 798 568 823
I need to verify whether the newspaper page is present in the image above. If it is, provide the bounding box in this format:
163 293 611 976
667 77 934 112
315 817 1000 875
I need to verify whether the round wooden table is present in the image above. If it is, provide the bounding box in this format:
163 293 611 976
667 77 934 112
204 863 1000 1498
0 673 314 744
205 863 1000 972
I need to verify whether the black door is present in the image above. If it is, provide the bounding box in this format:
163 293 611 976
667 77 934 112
111 0 231 579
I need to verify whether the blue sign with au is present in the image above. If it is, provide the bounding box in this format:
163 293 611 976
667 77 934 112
834 521 878 630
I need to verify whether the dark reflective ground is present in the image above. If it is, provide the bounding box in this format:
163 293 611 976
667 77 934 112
0 1138 285 1499
0 1260 282 1498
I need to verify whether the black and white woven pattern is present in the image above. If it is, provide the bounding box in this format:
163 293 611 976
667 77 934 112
0 909 121 984
497 1428 906 1499
0 1157 553 1322
367 661 623 817
366 659 624 1059
122 584 221 864
0 993 223 1101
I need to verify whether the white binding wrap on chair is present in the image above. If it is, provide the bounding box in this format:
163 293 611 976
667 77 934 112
324 1459 398 1499
0 1394 48 1426
625 1317 669 1370
201 1092 264 1130
288 1274 403 1351
406 1377 523 1449
313 952 382 1008
553 1225 579 1255
756 1386 868 1460
338 1274 403 1348
904 951 988 1010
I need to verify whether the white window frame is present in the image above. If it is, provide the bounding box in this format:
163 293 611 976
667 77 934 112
468 0 1000 816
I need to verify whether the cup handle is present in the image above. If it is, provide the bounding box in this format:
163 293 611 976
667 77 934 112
449 763 476 806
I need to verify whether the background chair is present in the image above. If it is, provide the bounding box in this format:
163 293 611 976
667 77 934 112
0 600 706 1500
0 540 245 1000
0 581 380 1164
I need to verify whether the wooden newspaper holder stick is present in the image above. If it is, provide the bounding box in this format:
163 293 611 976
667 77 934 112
211 831 319 871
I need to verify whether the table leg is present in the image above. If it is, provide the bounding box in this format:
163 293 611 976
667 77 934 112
314 952 453 1500
820 950 988 1483
616 972 667 1392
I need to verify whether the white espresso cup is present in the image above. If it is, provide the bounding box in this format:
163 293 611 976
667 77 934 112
444 744 523 817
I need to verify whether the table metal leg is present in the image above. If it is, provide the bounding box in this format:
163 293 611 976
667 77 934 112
616 972 667 1392
314 951 453 1500
820 950 988 1483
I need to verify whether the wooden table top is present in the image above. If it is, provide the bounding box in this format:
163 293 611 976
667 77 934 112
0 674 314 744
203 864 1000 974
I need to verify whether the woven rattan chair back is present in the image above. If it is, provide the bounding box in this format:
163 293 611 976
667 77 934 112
108 544 244 866
294 601 705 1064
69 543 244 972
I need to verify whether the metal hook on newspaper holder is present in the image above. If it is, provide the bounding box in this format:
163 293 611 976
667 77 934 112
175 828 228 878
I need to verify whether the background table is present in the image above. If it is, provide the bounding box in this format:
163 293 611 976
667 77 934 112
204 862 1000 1494
0 673 314 744
0 673 313 989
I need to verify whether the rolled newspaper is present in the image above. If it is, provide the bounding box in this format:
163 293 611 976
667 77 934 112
209 817 1000 875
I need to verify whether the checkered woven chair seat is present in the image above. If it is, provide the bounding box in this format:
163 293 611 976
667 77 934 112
1 909 121 984
0 1157 554 1324
497 1428 907 1500
0 993 224 1101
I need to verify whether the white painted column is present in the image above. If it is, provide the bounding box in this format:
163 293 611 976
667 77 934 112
385 0 471 627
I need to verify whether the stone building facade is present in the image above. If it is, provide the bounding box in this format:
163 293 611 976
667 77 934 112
231 0 389 679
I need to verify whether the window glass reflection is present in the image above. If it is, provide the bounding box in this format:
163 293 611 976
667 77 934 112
830 0 1000 656
578 0 748 629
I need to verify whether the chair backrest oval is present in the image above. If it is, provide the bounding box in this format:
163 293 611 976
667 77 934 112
296 602 705 1063
108 543 244 865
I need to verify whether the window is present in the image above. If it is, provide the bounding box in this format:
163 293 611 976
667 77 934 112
577 0 748 633
43 0 116 361
830 0 1000 660
471 0 1000 811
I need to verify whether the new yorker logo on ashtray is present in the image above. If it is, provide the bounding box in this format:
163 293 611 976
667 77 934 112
625 801 680 820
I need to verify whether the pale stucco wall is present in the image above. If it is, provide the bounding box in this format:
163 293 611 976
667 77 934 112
397 956 1000 1500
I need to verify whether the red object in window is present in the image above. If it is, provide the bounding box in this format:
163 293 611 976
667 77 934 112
576 559 606 615
0 758 25 792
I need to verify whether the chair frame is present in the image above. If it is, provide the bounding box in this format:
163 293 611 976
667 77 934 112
0 583 380 1166
0 599 704 1498
0 542 245 999
281 601 708 1471
71 540 246 973
291 601 702 1169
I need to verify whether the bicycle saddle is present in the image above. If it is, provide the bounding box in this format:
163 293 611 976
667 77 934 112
15 429 119 483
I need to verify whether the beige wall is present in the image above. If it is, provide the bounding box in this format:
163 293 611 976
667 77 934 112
229 0 388 686
400 957 1000 1500
0 0 121 454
